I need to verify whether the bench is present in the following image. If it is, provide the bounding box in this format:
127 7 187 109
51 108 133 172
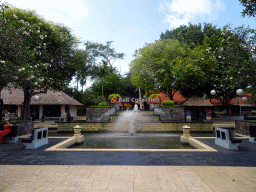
215 127 242 150
0 125 19 142
21 127 48 149
249 126 256 143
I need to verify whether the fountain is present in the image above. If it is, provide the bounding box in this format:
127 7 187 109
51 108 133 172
134 104 139 111
47 108 215 151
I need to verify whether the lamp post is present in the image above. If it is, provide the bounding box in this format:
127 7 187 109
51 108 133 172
210 88 247 116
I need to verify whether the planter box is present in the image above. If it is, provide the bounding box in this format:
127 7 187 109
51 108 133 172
110 103 120 111
86 107 116 122
150 103 160 111
235 120 256 135
154 107 185 121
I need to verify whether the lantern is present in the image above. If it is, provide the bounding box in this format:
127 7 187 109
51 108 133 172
236 89 243 96
33 95 40 102
210 90 216 95
242 97 247 102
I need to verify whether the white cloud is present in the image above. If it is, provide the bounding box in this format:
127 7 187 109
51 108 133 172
161 0 225 28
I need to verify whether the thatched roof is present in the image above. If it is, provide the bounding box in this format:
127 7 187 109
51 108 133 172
1 87 83 106
180 95 213 107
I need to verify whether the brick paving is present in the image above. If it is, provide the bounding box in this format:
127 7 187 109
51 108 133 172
0 114 256 191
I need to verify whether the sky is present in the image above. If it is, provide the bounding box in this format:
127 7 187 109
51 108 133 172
5 0 256 90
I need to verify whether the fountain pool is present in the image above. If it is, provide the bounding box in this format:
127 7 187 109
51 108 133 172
45 110 217 152
69 133 192 149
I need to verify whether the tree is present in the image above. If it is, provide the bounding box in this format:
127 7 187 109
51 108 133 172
159 22 228 51
121 72 139 98
130 39 190 100
173 43 216 98
205 23 256 114
158 22 256 110
0 4 80 120
239 0 256 18
100 41 125 69
84 40 125 70
91 73 124 102
72 49 91 91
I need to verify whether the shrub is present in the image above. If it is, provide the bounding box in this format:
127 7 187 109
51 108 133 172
160 100 180 107
90 102 109 107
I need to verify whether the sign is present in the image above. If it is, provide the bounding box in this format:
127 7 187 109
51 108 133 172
206 114 211 121
111 97 160 103
110 97 116 103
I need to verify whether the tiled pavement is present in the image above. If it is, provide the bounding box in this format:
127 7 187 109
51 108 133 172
1 137 256 191
1 115 256 191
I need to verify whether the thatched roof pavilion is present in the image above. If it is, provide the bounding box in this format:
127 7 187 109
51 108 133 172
181 95 213 107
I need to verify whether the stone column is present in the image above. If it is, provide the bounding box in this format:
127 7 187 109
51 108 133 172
18 105 21 117
61 105 65 117
39 105 43 119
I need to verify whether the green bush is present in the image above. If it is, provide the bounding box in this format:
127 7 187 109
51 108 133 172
160 100 180 107
90 102 109 107
98 102 108 106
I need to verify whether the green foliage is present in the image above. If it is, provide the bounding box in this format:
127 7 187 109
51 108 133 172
159 22 218 49
150 94 160 99
158 22 256 105
204 23 256 107
90 102 109 107
98 102 108 106
239 0 256 18
121 72 139 98
130 39 189 99
160 100 180 107
91 73 124 100
108 93 121 100
0 3 80 119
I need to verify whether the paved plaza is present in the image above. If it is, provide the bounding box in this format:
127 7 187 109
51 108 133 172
0 116 256 191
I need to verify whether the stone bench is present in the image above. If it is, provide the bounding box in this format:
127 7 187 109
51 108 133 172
21 127 48 149
0 125 19 142
249 126 256 143
215 127 242 150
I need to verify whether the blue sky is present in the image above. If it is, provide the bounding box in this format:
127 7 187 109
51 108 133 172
6 0 256 90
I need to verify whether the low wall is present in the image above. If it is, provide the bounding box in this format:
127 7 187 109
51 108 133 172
12 121 34 136
110 103 120 111
235 120 256 135
150 103 160 111
57 122 213 132
86 107 116 122
154 107 185 121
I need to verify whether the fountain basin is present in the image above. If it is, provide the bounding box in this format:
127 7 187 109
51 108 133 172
45 133 217 152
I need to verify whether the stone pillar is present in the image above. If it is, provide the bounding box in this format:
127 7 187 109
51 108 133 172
18 105 21 117
61 105 65 117
39 105 43 119
70 105 76 117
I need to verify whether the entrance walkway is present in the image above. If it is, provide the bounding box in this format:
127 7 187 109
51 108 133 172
1 165 256 192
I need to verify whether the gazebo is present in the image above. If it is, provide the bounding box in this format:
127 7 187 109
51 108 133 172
1 87 83 119
180 95 214 121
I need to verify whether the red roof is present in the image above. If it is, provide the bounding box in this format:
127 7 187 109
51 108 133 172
148 91 186 104
206 93 252 105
